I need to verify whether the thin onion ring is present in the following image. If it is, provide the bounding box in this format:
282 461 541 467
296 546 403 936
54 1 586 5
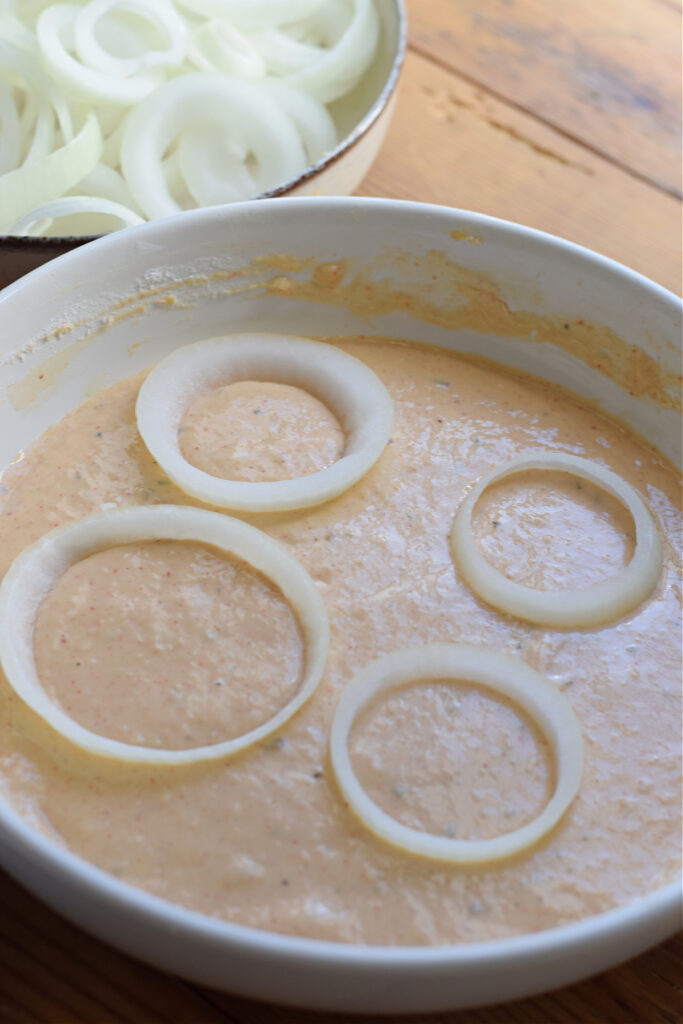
329 643 584 864
0 505 329 765
8 195 144 236
135 334 395 512
449 453 662 628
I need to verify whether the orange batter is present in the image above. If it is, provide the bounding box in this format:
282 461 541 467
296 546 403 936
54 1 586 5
0 336 680 945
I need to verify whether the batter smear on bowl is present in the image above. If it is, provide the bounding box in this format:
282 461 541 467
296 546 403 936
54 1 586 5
0 335 680 946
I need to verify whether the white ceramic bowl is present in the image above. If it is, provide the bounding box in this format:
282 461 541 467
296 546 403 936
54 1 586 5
0 0 406 290
0 198 680 1015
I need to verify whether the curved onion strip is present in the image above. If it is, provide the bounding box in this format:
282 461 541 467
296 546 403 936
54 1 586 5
285 0 379 104
0 505 330 765
0 111 101 232
175 0 328 29
9 195 144 235
72 162 143 213
0 80 21 174
250 26 323 76
330 643 584 864
178 128 254 205
120 72 306 219
74 0 188 77
37 4 166 106
450 453 662 628
21 102 56 165
258 79 336 163
187 20 265 78
0 38 74 142
136 334 395 512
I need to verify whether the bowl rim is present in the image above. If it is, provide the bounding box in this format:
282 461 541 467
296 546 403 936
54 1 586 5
0 196 681 978
0 0 407 248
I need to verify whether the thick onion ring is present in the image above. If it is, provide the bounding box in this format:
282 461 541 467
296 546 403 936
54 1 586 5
120 72 306 218
37 4 166 106
450 453 662 628
285 0 380 104
0 505 329 765
74 0 188 77
329 643 584 864
135 334 395 512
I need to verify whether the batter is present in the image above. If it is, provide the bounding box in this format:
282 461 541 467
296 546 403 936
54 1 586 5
0 336 680 945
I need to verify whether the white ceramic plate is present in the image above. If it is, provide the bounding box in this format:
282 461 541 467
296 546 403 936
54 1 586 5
0 198 680 1014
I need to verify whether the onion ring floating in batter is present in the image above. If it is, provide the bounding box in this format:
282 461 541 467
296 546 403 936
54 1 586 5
450 453 662 628
0 505 329 765
329 643 583 865
136 334 395 512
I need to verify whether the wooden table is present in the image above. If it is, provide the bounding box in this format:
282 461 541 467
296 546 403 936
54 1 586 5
1 1 681 1021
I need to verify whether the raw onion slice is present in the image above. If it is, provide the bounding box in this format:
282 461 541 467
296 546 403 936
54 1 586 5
0 110 101 232
187 20 266 78
0 37 74 142
258 79 336 163
450 453 662 628
0 80 21 174
21 102 56 165
329 643 584 864
8 195 144 236
178 128 254 205
74 0 188 77
175 0 329 29
285 0 380 104
37 4 166 106
120 72 306 218
135 334 395 512
0 505 329 765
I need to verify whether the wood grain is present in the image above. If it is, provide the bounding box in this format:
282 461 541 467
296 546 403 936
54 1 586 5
405 0 683 196
357 50 682 294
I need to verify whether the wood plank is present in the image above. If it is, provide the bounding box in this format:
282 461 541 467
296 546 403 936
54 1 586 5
0 870 231 1024
405 0 683 195
357 50 682 294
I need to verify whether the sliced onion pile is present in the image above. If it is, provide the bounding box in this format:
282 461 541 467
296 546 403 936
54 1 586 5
450 452 662 628
0 0 380 236
0 505 330 764
135 333 395 512
329 643 584 864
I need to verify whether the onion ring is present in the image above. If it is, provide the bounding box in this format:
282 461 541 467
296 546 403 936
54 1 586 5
0 80 20 174
135 334 395 512
8 195 144 236
175 0 329 29
0 505 329 765
37 4 165 106
120 72 306 218
329 643 584 864
285 0 380 104
450 453 662 628
187 20 266 78
74 0 188 78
